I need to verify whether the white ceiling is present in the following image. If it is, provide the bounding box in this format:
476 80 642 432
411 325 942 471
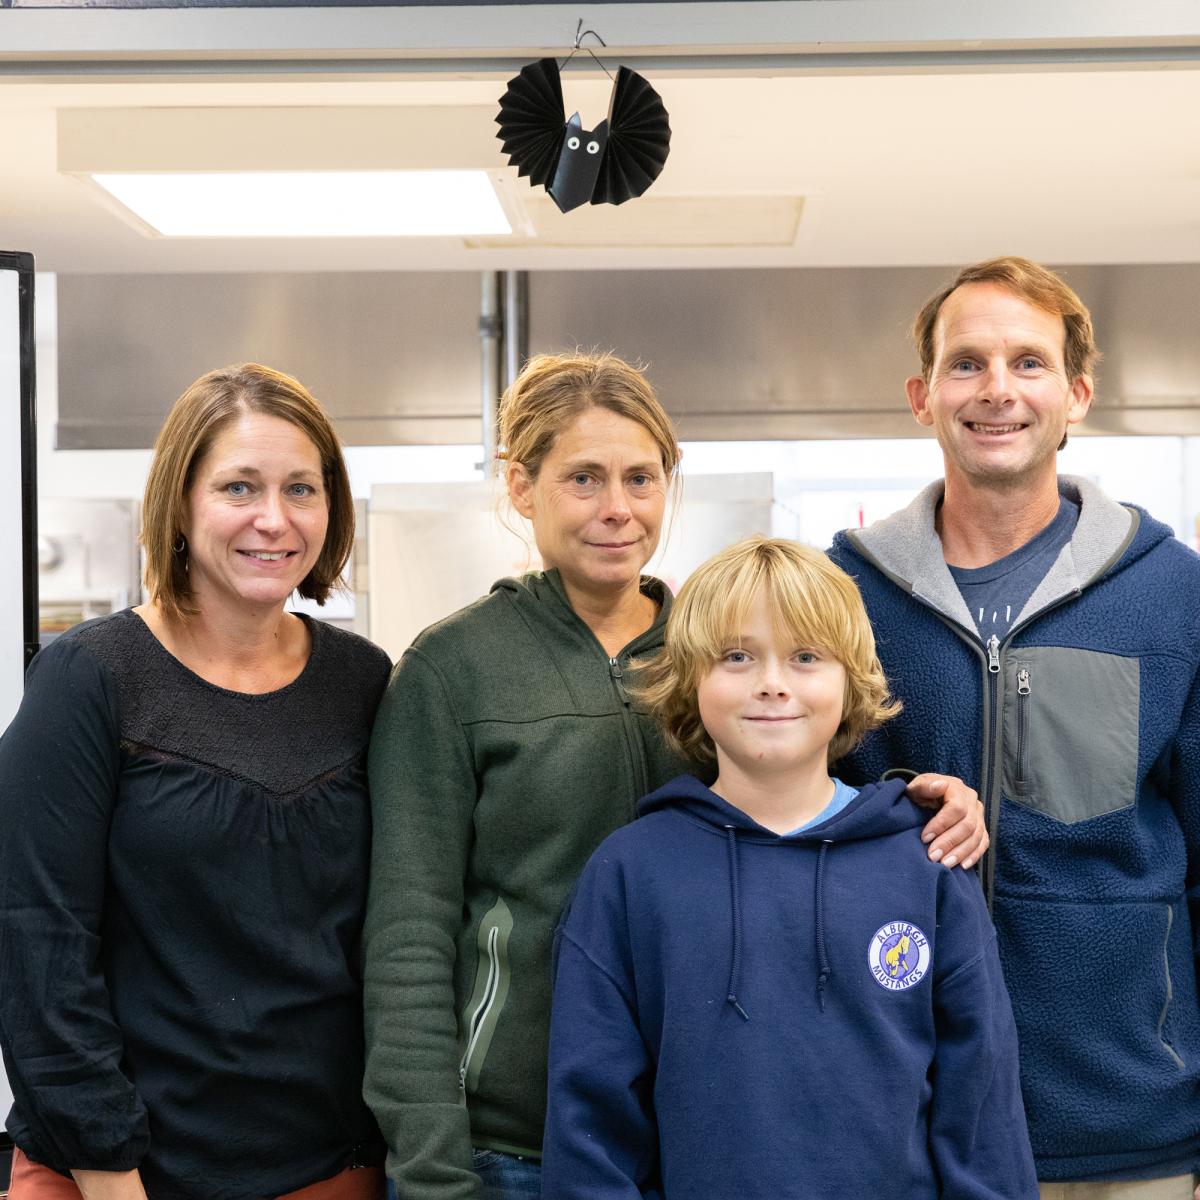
3 65 1199 273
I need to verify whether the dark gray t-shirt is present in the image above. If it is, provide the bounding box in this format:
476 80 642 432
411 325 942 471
948 497 1079 640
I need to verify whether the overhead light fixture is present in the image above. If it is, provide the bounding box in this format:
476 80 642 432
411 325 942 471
88 170 514 238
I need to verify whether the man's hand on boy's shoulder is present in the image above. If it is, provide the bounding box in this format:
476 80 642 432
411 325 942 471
906 774 988 871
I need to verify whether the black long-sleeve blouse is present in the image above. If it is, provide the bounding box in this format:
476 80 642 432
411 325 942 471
0 610 390 1200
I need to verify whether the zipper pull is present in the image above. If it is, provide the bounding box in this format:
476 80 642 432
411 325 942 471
986 635 1001 674
609 656 629 703
458 1064 467 1090
1017 667 1031 695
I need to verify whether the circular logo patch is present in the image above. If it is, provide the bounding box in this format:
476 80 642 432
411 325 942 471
867 921 931 991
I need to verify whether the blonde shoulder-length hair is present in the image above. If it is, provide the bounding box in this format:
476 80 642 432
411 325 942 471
635 535 901 765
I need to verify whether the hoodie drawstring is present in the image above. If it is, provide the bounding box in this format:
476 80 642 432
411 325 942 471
723 826 834 1018
723 826 750 1021
815 840 833 1012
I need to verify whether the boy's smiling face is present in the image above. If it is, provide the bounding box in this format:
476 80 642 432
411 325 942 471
697 592 846 785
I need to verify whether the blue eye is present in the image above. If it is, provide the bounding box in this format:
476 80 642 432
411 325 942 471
723 650 748 664
795 651 817 664
226 481 250 497
287 483 315 498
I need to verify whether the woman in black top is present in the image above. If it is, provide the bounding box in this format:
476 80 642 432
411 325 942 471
0 364 389 1200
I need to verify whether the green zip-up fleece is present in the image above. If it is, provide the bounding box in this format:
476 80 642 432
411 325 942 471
363 570 691 1200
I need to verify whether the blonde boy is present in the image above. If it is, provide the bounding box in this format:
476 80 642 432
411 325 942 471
542 536 1036 1200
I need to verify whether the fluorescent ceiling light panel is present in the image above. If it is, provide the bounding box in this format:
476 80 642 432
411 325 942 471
90 171 512 237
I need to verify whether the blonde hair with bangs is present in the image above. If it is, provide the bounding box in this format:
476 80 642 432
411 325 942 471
636 536 900 765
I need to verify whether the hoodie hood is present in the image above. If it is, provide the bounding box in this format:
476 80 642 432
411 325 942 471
830 475 1164 638
638 773 919 1017
638 772 919 844
491 568 672 656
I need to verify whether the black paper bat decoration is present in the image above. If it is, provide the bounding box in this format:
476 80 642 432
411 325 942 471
496 57 671 214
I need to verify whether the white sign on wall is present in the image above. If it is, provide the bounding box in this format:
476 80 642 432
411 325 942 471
0 267 27 729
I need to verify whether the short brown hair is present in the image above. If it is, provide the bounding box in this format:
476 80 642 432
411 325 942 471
635 536 900 765
142 363 354 620
913 256 1100 383
498 351 681 481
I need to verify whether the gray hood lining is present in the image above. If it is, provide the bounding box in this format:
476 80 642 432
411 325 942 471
847 475 1137 636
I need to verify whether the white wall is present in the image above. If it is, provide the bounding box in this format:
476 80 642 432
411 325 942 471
680 435 1195 549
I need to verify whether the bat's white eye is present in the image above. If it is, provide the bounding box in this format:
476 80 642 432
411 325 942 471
586 140 600 154
567 135 580 150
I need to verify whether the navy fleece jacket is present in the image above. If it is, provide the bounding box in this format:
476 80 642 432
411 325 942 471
542 775 1037 1200
830 477 1200 1182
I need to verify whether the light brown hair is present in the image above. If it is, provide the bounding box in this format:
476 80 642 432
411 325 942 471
635 536 900 765
913 255 1099 384
141 362 354 619
498 351 681 483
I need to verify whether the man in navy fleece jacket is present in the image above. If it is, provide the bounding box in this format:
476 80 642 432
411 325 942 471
829 256 1200 1200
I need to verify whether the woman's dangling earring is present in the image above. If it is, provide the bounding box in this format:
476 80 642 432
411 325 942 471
173 534 187 554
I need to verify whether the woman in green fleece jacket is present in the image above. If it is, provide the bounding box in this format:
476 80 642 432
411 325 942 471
361 352 988 1200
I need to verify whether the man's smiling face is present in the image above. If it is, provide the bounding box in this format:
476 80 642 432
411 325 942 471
905 281 1093 491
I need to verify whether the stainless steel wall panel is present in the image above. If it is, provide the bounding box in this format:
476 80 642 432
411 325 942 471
529 265 1200 439
57 271 484 448
57 265 1200 447
531 266 951 440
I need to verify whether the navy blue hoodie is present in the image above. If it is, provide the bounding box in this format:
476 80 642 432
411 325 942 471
542 775 1037 1200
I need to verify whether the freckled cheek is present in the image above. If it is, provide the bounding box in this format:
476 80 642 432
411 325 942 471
696 683 735 731
826 687 848 727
